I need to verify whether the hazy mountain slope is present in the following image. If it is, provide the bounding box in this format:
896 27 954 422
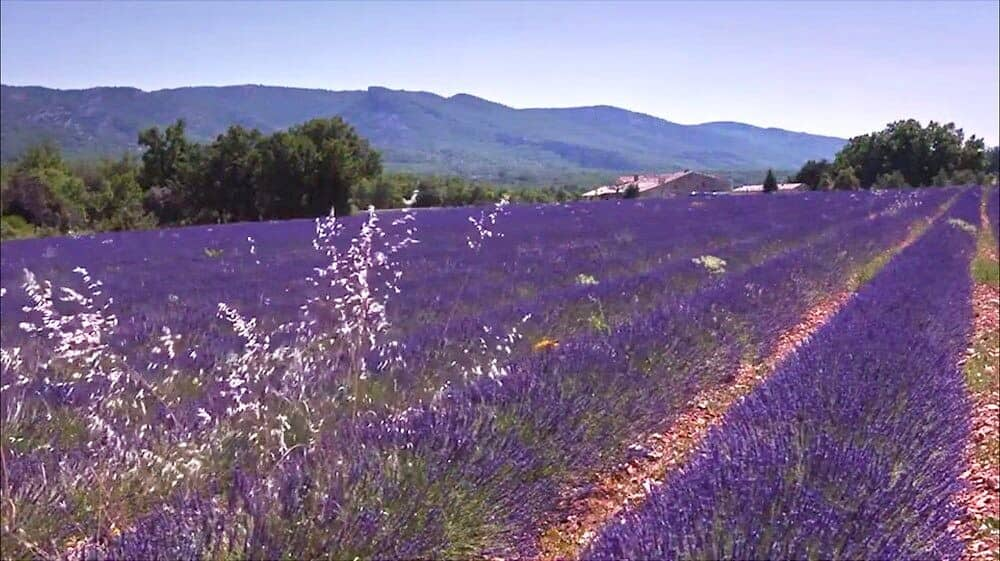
1 84 845 178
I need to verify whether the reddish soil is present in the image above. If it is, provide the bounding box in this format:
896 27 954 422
532 208 950 561
952 281 1000 561
534 291 853 559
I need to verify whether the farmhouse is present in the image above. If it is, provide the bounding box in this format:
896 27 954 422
581 170 731 200
732 182 807 193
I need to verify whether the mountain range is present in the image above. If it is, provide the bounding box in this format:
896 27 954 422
1 84 845 182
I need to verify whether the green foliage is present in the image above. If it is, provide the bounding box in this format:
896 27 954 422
832 120 987 188
85 156 156 231
875 170 909 189
353 172 577 210
972 258 1000 285
1 144 87 232
832 167 861 190
793 159 832 190
987 146 999 174
413 182 444 208
0 214 35 239
795 120 990 190
138 117 381 223
948 168 979 186
762 169 778 193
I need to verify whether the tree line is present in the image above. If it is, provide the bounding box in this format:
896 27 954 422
790 120 998 190
1 118 580 240
4 116 997 239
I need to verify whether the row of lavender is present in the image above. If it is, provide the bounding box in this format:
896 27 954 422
584 187 981 559
382 191 910 407
1 194 881 558
89 190 956 559
2 192 901 415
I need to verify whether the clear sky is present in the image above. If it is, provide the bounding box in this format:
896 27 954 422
2 1 998 144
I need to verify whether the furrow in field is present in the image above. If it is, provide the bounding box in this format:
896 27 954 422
1 190 957 560
535 191 958 560
951 187 1000 561
583 187 980 560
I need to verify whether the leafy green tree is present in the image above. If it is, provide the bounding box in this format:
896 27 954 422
292 118 381 217
255 131 315 219
202 125 264 221
137 120 202 223
932 169 951 187
793 159 832 190
413 181 443 207
1 144 87 231
85 156 155 231
987 146 999 174
138 120 198 189
762 169 778 193
832 167 861 190
0 214 36 239
874 170 909 189
949 168 978 186
833 120 987 187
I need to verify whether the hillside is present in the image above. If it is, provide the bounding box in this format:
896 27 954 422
1 84 845 180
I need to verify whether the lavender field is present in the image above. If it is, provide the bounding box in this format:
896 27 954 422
0 187 993 560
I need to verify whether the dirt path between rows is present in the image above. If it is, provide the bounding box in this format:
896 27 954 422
951 193 1000 561
533 291 853 559
532 206 950 560
952 281 1000 561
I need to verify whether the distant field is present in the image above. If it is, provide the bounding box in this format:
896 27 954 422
0 187 995 559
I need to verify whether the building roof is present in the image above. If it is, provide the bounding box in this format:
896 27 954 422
582 170 720 198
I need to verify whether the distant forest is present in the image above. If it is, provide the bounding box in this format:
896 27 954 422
1 116 997 240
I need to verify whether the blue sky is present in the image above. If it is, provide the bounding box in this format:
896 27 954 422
2 1 998 144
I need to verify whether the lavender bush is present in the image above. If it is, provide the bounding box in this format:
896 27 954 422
0 188 960 559
584 188 981 560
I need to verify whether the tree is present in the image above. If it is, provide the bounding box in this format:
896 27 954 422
762 169 778 193
832 167 861 190
413 181 443 207
950 168 978 186
201 125 264 222
2 144 87 231
291 117 381 217
932 169 951 187
84 155 155 231
137 120 202 223
793 159 832 190
832 119 987 187
256 131 315 219
874 170 909 189
987 146 999 175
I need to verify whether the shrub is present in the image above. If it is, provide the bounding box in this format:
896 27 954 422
762 169 778 193
875 170 909 189
833 167 861 190
0 214 36 239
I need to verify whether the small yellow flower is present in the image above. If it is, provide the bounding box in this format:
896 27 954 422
533 337 559 352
